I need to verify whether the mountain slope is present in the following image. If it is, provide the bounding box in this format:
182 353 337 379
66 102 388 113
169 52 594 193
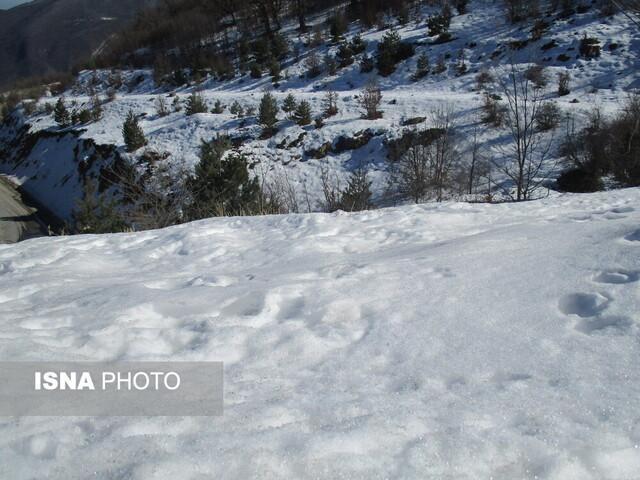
0 0 154 87
1 188 639 478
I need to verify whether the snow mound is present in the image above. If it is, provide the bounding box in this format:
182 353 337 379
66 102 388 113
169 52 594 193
1 189 640 478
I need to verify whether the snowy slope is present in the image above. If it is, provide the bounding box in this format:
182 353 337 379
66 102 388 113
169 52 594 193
3 0 639 219
1 189 640 478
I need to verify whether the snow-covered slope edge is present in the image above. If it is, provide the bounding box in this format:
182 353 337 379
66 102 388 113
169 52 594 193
1 189 640 478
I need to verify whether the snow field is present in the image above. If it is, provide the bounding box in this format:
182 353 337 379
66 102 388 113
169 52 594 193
0 188 639 478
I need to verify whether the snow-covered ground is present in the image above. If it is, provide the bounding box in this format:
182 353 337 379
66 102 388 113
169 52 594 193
1 188 639 478
2 1 639 220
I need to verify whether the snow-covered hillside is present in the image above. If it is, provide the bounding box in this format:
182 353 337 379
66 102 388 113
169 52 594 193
1 188 639 478
1 1 639 222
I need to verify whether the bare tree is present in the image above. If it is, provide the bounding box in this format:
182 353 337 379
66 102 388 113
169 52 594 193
495 64 554 201
429 104 458 201
359 81 383 120
398 144 431 203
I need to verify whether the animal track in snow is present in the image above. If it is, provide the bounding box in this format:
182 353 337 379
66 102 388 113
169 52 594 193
594 270 639 285
558 293 610 318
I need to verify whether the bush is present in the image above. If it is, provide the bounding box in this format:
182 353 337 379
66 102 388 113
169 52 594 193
306 52 322 78
579 35 601 58
525 64 548 89
186 91 208 115
360 54 375 73
350 34 366 54
481 93 505 127
475 69 494 90
558 72 571 96
535 102 561 131
557 168 603 192
122 110 147 152
337 43 355 68
211 100 225 114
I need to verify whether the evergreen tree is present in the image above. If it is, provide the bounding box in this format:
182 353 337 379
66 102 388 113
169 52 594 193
413 54 430 81
282 94 298 118
122 110 147 152
337 43 354 68
258 91 279 134
73 179 127 233
340 168 372 211
186 91 208 115
293 100 312 126
90 94 103 122
212 99 225 114
189 135 262 218
54 97 70 127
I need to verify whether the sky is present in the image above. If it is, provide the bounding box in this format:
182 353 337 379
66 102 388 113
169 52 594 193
0 0 30 9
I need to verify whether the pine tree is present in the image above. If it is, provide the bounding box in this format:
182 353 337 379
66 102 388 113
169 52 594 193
90 94 103 122
73 179 127 233
189 135 261 218
54 97 70 127
212 99 225 114
293 100 312 126
186 91 208 115
258 91 279 134
340 168 372 212
413 54 430 81
282 94 297 118
122 110 147 152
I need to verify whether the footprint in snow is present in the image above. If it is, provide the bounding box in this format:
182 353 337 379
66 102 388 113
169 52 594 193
558 292 610 318
593 270 639 285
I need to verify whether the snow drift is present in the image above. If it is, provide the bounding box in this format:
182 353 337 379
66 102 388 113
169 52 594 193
1 189 640 479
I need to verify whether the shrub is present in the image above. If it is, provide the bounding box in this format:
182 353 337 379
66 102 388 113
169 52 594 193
350 34 366 54
535 102 561 131
155 96 169 117
122 110 147 152
558 72 571 96
323 91 339 117
325 55 338 76
360 54 375 73
212 100 225 114
481 93 505 127
557 168 603 192
306 52 322 78
230 101 244 117
250 62 263 79
433 55 447 74
476 69 494 90
186 91 208 115
525 64 548 89
579 35 601 58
